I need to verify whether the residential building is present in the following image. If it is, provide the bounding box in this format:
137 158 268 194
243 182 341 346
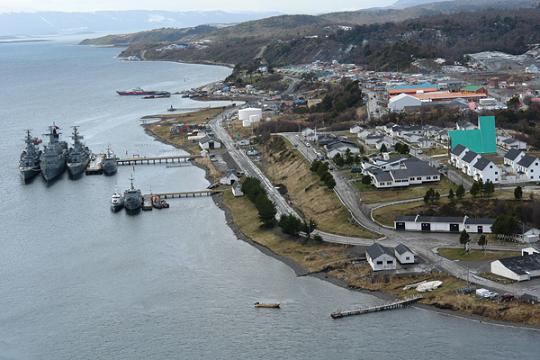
490 253 540 282
349 125 363 134
325 140 360 158
199 136 222 150
498 136 527 150
515 155 540 181
394 215 494 234
394 244 415 265
451 145 500 183
364 134 385 147
504 149 526 168
366 243 396 271
220 170 239 186
367 158 440 188
387 83 438 96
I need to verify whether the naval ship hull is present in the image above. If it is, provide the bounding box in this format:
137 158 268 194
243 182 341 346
124 197 142 215
102 160 118 176
19 166 41 182
41 161 66 182
67 158 90 178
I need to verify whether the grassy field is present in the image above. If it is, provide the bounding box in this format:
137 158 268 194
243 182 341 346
423 147 449 157
222 190 353 273
262 136 377 238
357 177 454 204
438 248 520 262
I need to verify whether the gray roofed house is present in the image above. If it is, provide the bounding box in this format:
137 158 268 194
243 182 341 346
370 169 393 183
504 148 525 161
473 157 491 171
451 144 467 156
395 243 412 255
416 216 466 223
517 155 537 168
465 217 494 225
366 243 395 259
461 150 479 164
491 254 540 281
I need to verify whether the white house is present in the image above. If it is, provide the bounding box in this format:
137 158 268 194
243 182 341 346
471 157 501 184
366 243 397 271
364 134 385 146
350 125 363 134
515 155 540 181
498 136 527 150
395 215 494 234
490 253 540 282
450 144 468 169
394 244 415 264
199 136 222 150
504 149 526 168
325 140 360 159
388 93 422 112
367 158 440 189
220 170 239 185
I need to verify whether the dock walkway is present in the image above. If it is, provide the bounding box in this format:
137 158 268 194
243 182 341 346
117 155 201 166
142 190 223 199
330 296 423 319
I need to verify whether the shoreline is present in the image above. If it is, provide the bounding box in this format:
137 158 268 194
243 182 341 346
140 106 540 330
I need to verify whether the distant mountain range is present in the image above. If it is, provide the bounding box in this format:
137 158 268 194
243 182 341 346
0 10 281 37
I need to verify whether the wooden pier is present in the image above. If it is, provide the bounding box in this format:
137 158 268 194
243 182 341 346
330 296 423 319
85 154 105 175
117 155 201 166
143 190 223 199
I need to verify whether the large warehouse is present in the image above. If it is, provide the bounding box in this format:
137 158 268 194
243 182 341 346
394 215 494 234
448 115 497 154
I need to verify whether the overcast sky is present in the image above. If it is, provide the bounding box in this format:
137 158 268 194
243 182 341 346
0 0 396 14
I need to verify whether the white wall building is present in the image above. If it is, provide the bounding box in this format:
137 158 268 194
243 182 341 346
394 244 415 264
367 158 440 189
239 107 262 127
366 243 397 271
395 215 493 234
451 145 500 183
491 254 540 282
388 93 422 112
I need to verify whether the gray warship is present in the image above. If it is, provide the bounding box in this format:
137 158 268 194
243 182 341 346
124 175 142 214
67 126 91 178
40 124 68 182
102 146 118 176
19 130 42 182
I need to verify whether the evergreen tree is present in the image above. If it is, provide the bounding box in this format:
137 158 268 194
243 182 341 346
459 230 471 251
470 181 480 197
255 193 277 228
334 153 345 167
456 184 465 199
514 186 523 200
478 234 488 251
448 189 455 201
380 144 388 153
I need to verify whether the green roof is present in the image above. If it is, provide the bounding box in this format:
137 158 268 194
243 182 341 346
462 85 484 92
449 116 497 154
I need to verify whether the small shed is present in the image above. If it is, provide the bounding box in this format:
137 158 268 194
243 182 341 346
220 170 239 186
394 244 415 264
232 183 244 197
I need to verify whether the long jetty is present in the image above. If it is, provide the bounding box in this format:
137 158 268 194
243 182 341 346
142 190 223 199
117 155 201 166
330 296 423 319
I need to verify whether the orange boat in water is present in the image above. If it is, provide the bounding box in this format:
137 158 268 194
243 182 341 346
254 302 280 309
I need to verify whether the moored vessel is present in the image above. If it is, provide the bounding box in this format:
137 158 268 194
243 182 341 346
254 302 280 309
102 146 118 176
40 124 68 182
124 175 143 214
67 126 91 178
110 191 124 212
19 130 42 182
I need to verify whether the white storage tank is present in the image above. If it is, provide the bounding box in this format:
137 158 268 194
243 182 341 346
238 108 262 122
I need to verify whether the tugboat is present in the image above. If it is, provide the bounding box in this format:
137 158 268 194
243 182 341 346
102 146 118 176
40 124 68 182
19 130 42 182
117 87 153 96
151 195 169 209
110 191 124 212
67 126 91 178
123 175 142 215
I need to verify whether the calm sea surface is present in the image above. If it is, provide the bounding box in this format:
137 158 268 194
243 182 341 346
0 38 538 360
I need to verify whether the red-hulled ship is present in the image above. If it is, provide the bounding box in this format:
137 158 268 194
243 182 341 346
117 87 155 96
